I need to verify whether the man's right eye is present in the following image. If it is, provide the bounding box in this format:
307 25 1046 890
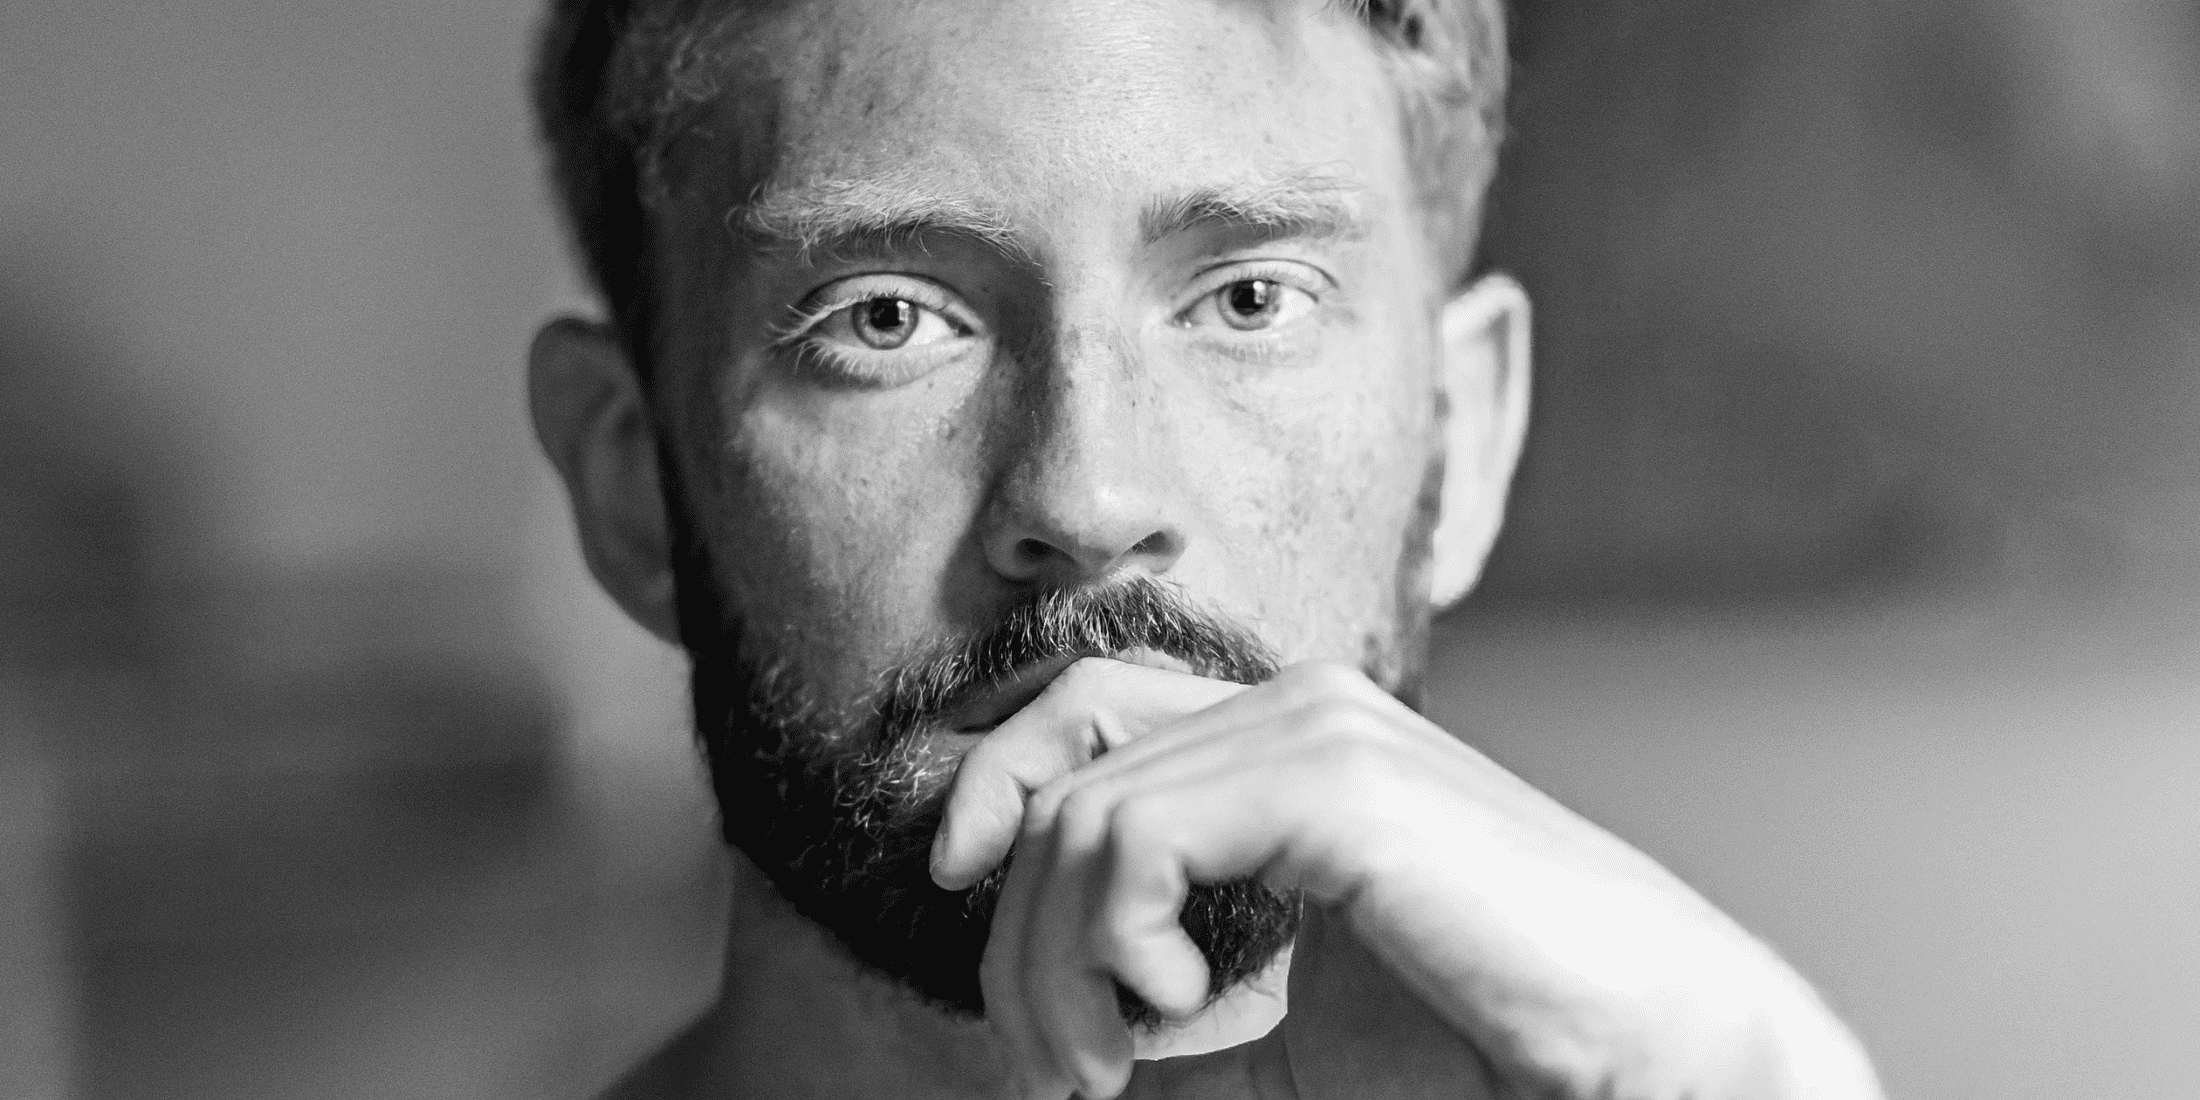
1172 260 1331 339
772 276 985 386
818 296 962 352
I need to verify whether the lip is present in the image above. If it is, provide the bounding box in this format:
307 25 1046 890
944 646 1196 733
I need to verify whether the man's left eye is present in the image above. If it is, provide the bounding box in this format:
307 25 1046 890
813 296 963 351
1183 277 1318 332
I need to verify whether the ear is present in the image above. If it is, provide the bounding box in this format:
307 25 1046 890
1428 272 1532 611
528 317 683 646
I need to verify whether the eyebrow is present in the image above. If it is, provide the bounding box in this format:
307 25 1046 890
733 173 1027 264
731 166 1370 264
1139 169 1370 247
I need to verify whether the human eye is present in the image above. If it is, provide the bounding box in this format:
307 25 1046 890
771 274 984 387
1174 261 1328 334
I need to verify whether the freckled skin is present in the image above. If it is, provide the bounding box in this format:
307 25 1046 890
546 3 1886 1097
648 0 1448 732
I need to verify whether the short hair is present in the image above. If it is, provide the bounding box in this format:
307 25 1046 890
532 0 1508 367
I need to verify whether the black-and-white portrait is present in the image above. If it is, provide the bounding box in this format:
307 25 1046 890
2 2 2194 1098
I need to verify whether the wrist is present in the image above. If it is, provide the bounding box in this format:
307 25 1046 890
1713 959 1882 1100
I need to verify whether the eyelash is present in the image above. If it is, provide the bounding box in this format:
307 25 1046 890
764 275 985 386
767 276 972 347
763 258 1329 388
1176 260 1331 325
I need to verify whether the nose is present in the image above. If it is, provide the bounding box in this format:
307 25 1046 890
980 325 1188 588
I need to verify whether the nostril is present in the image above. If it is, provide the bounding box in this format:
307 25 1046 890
988 526 1184 583
1130 531 1172 557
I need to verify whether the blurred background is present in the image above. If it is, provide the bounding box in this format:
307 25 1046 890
0 0 2193 1096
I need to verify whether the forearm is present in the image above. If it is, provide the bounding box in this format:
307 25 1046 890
1717 969 1882 1100
1499 953 1882 1100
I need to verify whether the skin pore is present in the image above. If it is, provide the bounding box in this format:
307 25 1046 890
640 0 1465 725
653 0 1476 1069
560 0 1488 1086
530 0 1881 1098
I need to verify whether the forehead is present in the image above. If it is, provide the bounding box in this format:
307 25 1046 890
696 0 1410 244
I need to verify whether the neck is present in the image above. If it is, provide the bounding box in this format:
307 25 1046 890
608 853 1289 1100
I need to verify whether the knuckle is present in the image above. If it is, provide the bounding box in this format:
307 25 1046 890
1284 659 1367 696
1084 705 1133 752
1088 907 1135 964
1301 697 1378 737
1024 779 1075 835
1057 784 1113 830
1107 794 1176 852
1308 728 1407 792
1056 655 1122 698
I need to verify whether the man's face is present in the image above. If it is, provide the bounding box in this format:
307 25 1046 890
653 0 1452 728
588 0 1502 1022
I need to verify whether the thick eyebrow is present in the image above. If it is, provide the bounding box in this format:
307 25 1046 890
1139 170 1370 248
732 173 1026 264
732 167 1369 265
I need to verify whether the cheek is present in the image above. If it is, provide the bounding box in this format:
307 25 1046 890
699 379 983 700
1204 326 1439 663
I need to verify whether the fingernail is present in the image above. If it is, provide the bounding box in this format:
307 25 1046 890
929 822 954 884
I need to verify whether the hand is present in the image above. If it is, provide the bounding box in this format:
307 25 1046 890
930 658 1882 1100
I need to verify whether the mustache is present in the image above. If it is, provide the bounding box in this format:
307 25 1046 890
866 574 1284 758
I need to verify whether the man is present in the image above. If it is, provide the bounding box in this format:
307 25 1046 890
525 0 1884 1096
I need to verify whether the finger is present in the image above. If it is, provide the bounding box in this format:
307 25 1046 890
981 808 1078 1099
1092 774 1307 1017
993 673 1432 1092
930 709 1101 891
1039 758 1302 1030
1028 660 1417 795
1089 812 1211 1021
1020 746 1302 1088
1025 675 1402 826
1026 783 1138 1099
1064 698 1412 904
932 659 1246 889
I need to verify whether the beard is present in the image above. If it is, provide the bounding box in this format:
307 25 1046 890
678 568 1302 1029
